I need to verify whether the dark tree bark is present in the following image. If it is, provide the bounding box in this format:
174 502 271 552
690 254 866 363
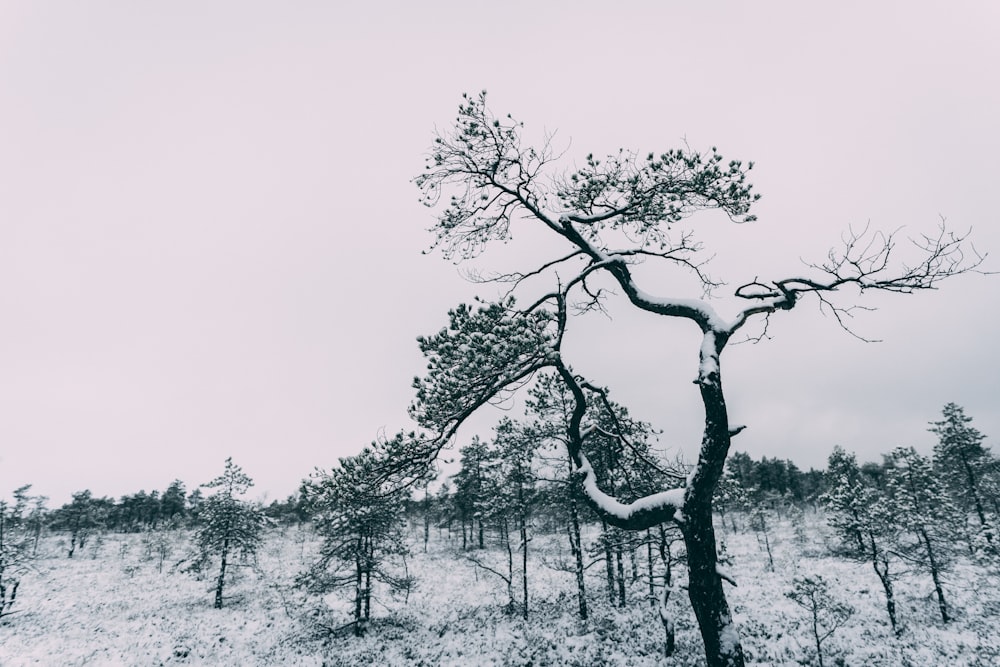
353 550 364 636
520 515 529 620
920 527 949 623
870 539 898 635
961 454 989 530
567 495 588 620
616 546 627 607
602 523 615 605
646 530 656 608
658 525 677 658
214 537 229 609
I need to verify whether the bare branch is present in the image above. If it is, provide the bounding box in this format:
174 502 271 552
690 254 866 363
730 222 987 337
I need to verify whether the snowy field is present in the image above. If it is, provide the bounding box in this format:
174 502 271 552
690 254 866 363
2 513 999 666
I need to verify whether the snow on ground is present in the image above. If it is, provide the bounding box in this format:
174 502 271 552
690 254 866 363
2 513 999 665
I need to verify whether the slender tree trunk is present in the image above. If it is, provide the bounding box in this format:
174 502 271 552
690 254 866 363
423 491 430 553
961 455 988 531
602 523 615 605
615 546 626 607
520 514 529 621
871 545 898 635
646 530 656 608
354 555 363 637
658 525 676 658
364 567 371 623
214 537 229 609
851 510 866 553
761 521 774 571
567 501 588 620
920 528 949 623
502 518 515 613
810 597 825 667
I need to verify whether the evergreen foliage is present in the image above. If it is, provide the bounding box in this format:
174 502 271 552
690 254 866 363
190 458 266 609
0 487 44 622
300 449 413 636
931 403 994 546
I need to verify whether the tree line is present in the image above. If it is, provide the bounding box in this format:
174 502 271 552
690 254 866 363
2 402 997 661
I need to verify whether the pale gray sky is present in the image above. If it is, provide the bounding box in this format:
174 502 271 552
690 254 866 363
2 1 998 505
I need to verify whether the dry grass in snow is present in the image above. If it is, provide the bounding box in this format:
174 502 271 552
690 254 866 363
2 512 999 666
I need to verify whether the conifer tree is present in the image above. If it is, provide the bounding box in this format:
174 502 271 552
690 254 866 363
931 404 993 541
191 458 265 609
160 480 187 526
50 490 104 558
785 575 853 667
0 490 37 622
822 449 901 634
452 436 491 550
301 448 412 636
884 446 956 622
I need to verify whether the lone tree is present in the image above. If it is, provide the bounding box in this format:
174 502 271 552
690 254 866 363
785 575 854 667
191 458 265 609
391 92 982 667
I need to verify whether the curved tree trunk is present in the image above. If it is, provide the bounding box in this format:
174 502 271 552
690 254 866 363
681 337 746 667
555 337 746 666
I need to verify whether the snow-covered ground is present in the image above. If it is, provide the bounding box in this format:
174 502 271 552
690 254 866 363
2 513 998 666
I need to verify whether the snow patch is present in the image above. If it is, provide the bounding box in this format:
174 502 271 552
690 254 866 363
577 452 683 523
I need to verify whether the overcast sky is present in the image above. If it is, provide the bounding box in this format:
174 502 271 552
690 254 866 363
2 2 998 506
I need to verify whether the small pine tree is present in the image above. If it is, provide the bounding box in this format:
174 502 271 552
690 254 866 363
49 490 104 558
300 448 412 637
191 458 266 609
884 447 957 622
160 480 187 526
822 449 901 634
452 436 491 551
0 490 39 622
785 575 853 667
931 404 992 541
